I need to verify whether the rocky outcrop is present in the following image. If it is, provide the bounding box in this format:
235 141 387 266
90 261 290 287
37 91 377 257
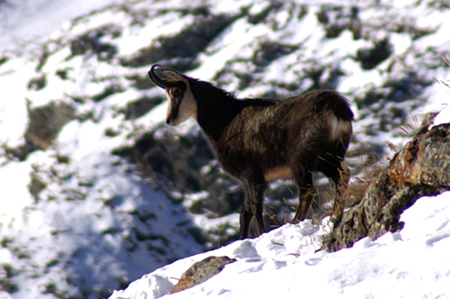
324 113 450 251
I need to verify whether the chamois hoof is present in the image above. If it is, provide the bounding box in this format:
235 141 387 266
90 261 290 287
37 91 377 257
291 216 303 225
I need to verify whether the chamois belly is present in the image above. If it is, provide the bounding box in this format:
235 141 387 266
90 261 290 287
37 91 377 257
263 165 292 182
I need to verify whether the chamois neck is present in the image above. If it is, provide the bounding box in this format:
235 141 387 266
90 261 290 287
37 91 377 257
189 80 242 141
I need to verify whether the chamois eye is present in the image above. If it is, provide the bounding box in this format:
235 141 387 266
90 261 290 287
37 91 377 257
172 89 181 97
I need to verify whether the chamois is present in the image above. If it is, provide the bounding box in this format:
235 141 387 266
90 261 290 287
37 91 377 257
148 64 354 239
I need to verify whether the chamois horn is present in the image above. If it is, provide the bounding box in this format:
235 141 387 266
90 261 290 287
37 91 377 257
148 64 168 88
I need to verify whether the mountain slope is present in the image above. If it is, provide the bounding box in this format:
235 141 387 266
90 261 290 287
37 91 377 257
0 0 449 298
109 192 450 299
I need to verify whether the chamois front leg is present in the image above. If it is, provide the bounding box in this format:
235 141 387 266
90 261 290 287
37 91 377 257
239 175 267 239
330 161 350 225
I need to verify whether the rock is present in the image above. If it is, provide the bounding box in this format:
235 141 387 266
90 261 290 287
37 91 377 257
170 256 236 294
323 113 450 252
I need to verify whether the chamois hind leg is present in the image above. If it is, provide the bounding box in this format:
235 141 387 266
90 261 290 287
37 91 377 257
292 172 315 223
329 161 350 225
239 175 267 239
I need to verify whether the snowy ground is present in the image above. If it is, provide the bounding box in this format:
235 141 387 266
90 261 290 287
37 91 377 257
110 191 450 299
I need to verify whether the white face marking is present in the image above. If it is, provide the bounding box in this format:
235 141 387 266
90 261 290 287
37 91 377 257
166 94 174 123
175 90 197 125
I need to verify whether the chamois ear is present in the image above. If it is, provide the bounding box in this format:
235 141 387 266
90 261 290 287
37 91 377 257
159 68 186 81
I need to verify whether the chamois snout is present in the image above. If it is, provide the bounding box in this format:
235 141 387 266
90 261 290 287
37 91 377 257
165 96 179 126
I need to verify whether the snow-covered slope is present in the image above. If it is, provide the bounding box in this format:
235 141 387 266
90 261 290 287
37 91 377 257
110 192 450 299
0 0 449 298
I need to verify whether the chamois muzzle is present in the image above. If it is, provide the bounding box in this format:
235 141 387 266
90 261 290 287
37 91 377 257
148 64 169 88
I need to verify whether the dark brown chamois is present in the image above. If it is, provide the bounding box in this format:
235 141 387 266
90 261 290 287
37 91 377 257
148 65 354 239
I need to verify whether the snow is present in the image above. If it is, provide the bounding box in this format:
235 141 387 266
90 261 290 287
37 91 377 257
110 192 450 299
0 160 34 225
0 58 34 147
0 0 122 52
432 104 450 128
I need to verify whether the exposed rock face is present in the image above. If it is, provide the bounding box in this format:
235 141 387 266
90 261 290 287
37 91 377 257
5 101 75 161
25 102 76 150
119 12 236 69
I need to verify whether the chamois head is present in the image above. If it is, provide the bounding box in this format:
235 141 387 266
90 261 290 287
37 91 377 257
148 65 197 126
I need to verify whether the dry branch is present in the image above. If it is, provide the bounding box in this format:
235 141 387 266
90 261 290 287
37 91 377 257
323 113 450 252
